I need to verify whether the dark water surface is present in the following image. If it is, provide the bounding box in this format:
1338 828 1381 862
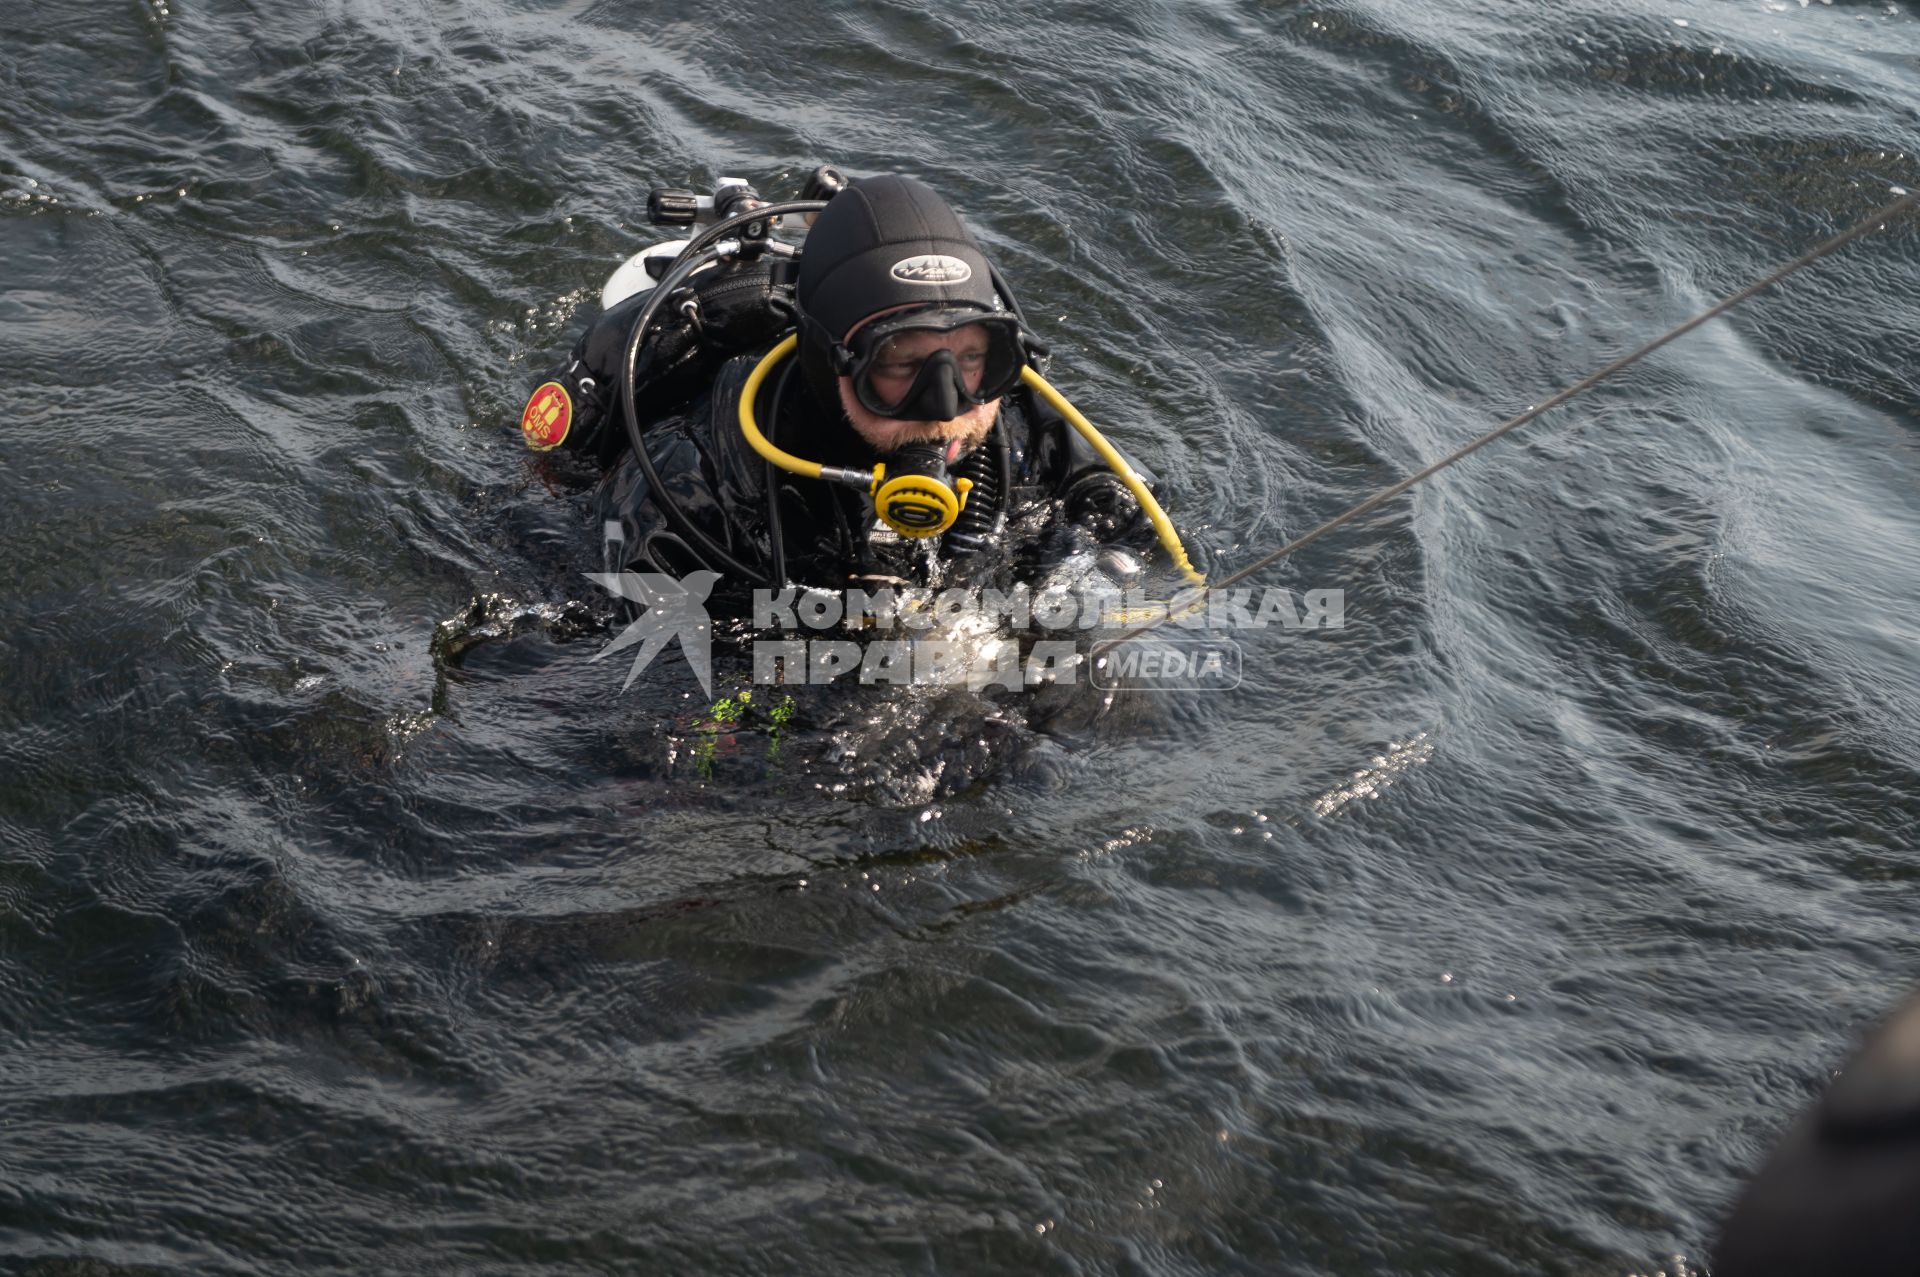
4 0 1919 1272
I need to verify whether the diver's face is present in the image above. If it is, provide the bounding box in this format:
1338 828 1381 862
865 325 993 399
838 322 1002 453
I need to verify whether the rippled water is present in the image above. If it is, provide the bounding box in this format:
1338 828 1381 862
5 0 1918 1272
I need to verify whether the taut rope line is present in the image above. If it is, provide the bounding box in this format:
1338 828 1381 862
1103 189 1920 651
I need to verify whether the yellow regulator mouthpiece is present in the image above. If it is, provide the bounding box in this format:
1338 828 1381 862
872 469 972 538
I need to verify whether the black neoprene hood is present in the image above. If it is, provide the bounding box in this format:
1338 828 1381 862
795 174 1003 341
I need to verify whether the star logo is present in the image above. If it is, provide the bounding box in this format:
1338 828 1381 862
584 571 719 695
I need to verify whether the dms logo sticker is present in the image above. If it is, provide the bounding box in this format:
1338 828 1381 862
889 254 973 285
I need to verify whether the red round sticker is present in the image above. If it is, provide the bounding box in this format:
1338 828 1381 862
521 381 572 451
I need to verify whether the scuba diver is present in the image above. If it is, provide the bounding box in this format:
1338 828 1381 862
519 169 1201 606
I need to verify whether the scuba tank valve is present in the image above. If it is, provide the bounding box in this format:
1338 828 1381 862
648 179 779 240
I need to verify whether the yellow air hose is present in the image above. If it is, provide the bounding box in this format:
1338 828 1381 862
739 334 824 480
1019 367 1206 586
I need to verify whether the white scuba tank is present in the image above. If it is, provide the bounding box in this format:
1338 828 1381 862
600 239 694 311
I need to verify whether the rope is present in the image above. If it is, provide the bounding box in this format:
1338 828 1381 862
1104 188 1920 649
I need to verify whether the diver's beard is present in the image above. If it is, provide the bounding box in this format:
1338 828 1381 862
838 380 1001 454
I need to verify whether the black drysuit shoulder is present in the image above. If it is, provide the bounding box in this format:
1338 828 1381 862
521 256 790 466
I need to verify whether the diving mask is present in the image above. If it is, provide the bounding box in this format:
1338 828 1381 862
832 307 1029 421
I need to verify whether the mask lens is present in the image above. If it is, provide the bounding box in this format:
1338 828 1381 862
849 314 1024 417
